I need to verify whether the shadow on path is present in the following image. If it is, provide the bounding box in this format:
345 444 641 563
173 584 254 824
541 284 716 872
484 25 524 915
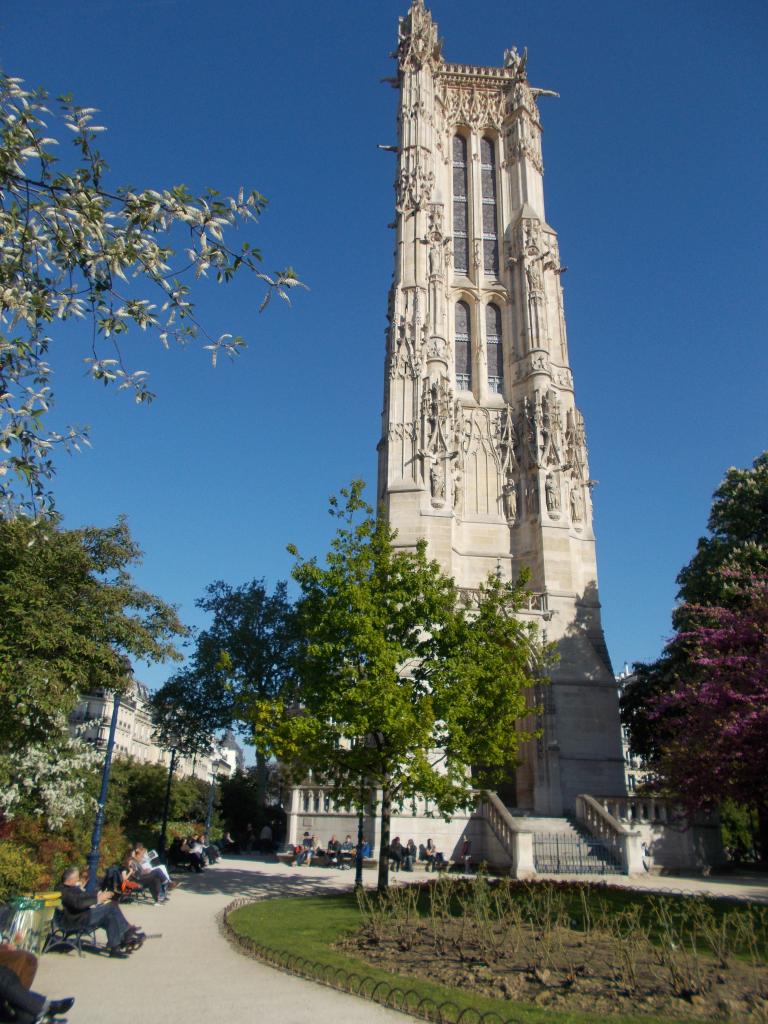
177 863 354 900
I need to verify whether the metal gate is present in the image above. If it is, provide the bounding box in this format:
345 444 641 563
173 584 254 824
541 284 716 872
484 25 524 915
533 833 622 874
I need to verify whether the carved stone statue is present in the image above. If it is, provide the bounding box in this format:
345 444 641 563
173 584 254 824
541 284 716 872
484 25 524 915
503 45 527 77
430 460 445 501
545 473 560 512
502 477 518 522
570 483 583 522
526 474 539 515
453 467 462 511
428 239 440 277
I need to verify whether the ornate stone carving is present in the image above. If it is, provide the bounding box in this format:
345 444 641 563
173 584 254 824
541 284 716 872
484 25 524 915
389 315 419 380
496 405 518 473
421 377 453 453
502 476 518 523
570 482 583 523
565 407 589 482
503 46 528 77
452 465 462 512
540 389 563 467
396 0 443 72
430 460 445 502
395 161 435 212
442 84 506 130
423 203 449 279
545 472 560 514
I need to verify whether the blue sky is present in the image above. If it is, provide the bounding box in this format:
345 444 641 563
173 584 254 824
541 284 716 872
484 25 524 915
3 0 766 688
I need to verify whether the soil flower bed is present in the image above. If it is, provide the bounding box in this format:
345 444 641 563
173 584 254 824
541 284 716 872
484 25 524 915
341 877 767 1022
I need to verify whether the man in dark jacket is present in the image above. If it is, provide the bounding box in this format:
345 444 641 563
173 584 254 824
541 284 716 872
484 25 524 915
59 866 141 958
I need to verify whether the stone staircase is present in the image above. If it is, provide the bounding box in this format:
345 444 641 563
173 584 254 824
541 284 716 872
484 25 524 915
477 791 629 876
527 815 623 875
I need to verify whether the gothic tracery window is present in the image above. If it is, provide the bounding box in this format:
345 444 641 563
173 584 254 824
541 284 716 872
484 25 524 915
480 137 499 276
452 135 469 275
486 303 503 394
455 300 471 391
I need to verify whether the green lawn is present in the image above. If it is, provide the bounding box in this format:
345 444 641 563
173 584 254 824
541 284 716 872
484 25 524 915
225 892 698 1024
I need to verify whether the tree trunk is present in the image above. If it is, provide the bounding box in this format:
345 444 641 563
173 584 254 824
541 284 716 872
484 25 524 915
255 750 268 808
377 783 391 892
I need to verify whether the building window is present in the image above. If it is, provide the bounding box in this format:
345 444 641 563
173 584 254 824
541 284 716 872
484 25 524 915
480 137 499 276
452 135 469 275
486 303 503 394
455 301 472 390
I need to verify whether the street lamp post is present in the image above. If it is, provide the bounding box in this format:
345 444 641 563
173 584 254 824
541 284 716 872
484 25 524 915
204 769 218 838
355 777 365 889
158 746 178 858
86 693 121 892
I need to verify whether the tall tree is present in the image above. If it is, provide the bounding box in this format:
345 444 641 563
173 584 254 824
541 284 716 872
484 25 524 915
676 451 768 609
620 452 768 859
649 570 768 859
0 514 186 811
248 483 552 890
621 451 768 763
190 579 296 806
0 515 185 754
0 72 303 516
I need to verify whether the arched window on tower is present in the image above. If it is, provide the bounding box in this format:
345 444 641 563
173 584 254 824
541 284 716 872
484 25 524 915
480 138 499 276
452 135 469 275
455 301 471 391
486 303 503 394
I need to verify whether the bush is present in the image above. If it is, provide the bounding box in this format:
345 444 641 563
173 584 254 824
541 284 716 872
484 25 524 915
0 843 43 900
5 815 129 888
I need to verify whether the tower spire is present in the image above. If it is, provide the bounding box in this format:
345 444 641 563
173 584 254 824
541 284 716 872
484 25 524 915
378 8 625 815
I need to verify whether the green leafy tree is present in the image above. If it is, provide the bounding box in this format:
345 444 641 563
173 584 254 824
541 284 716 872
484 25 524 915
249 483 552 889
177 579 296 806
621 453 768 860
105 758 210 839
621 452 768 765
0 515 186 797
676 451 768 610
149 672 214 762
0 72 304 515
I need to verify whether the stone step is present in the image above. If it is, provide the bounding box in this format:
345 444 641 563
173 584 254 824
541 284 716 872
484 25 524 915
505 814 580 836
504 810 623 874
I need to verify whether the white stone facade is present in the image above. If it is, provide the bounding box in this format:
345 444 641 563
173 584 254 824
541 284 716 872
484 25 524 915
377 1 625 815
69 682 242 782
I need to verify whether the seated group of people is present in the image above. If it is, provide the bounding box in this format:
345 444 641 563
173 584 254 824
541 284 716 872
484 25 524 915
104 844 179 904
289 833 371 868
167 834 220 873
388 836 469 871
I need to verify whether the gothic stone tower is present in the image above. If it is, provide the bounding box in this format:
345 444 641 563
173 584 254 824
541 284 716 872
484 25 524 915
377 0 626 815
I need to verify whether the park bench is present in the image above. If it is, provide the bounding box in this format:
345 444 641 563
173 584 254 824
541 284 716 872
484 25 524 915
276 849 377 870
41 908 105 957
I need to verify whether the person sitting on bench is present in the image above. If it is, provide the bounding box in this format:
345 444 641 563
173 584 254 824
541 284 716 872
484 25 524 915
388 837 404 870
60 866 143 958
296 833 315 866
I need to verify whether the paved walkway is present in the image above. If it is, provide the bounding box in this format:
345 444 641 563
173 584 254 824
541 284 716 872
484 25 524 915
36 856 412 1024
35 856 768 1023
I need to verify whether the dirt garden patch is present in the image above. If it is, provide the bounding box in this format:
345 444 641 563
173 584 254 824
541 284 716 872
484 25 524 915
339 877 767 1022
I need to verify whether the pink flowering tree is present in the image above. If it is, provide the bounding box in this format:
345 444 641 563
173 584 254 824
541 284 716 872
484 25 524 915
651 570 768 860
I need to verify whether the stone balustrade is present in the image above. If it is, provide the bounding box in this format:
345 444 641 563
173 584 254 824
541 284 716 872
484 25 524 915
292 786 361 816
477 790 535 878
458 588 549 616
575 794 643 875
592 795 689 826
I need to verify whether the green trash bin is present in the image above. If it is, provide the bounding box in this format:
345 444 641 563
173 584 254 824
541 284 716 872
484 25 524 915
7 896 47 953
